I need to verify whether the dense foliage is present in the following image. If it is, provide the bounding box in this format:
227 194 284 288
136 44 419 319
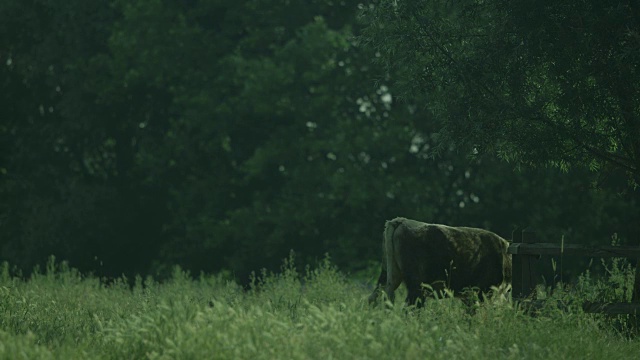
1 0 639 282
361 0 640 182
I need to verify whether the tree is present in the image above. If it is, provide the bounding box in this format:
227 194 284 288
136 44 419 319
361 0 640 297
2 0 638 288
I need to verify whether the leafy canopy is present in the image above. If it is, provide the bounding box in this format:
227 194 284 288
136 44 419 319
361 0 640 183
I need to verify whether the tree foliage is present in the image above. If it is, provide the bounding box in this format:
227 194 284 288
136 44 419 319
1 0 638 282
361 0 640 183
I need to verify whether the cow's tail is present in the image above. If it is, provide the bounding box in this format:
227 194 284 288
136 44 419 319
369 217 404 304
382 218 403 270
383 218 404 298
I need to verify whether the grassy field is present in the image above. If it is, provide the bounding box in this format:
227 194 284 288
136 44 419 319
0 256 639 359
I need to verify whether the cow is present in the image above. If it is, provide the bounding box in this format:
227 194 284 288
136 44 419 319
368 217 512 306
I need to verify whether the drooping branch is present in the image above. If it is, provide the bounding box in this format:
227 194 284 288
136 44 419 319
409 9 639 179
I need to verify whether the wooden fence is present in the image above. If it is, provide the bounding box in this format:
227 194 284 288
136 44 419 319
508 230 640 315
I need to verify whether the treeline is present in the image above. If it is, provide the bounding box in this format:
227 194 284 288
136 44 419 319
1 0 638 283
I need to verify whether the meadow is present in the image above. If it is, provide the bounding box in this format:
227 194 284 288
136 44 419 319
1 256 639 359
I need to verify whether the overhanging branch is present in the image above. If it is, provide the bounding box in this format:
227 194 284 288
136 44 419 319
411 12 639 178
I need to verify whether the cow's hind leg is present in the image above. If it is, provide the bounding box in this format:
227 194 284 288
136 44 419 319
368 268 387 304
383 264 402 303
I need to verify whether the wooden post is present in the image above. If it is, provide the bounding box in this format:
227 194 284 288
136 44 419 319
521 229 537 298
510 230 523 297
633 257 640 303
633 186 640 304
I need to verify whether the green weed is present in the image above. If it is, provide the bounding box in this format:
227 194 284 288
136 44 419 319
0 257 638 359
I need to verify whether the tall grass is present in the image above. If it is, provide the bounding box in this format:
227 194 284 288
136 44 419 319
0 255 638 359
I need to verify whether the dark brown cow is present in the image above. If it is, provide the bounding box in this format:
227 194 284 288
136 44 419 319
368 217 512 306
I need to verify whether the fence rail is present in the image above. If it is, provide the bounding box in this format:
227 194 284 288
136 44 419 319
508 243 640 258
508 231 640 315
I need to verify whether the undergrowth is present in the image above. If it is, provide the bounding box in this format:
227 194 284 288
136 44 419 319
0 255 638 359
